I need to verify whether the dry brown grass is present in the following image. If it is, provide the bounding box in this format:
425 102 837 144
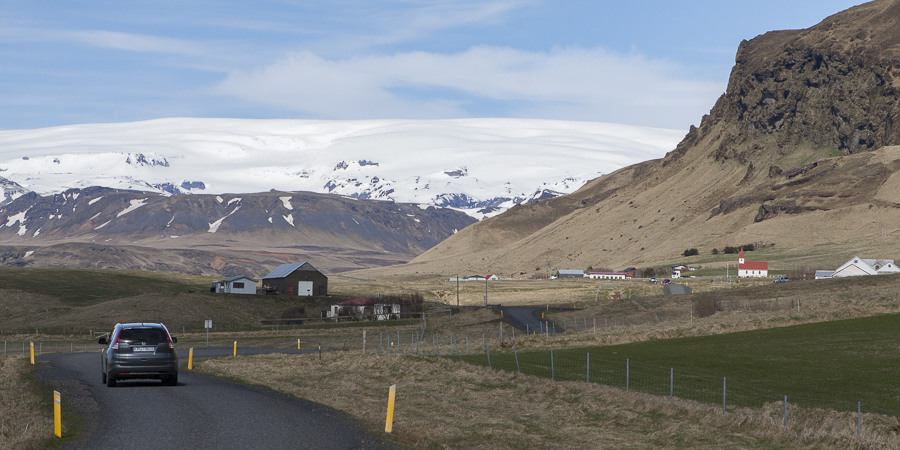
194 352 900 449
0 357 53 450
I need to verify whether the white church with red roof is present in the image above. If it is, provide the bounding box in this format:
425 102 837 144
738 248 768 278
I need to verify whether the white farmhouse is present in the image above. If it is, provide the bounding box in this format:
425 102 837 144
211 275 257 294
828 256 900 278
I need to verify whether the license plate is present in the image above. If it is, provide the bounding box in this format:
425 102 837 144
134 346 155 352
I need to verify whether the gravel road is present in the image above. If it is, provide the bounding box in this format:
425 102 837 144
35 348 399 449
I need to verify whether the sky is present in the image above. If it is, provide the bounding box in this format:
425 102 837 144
0 0 865 131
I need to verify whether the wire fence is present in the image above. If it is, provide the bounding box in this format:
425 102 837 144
367 327 900 441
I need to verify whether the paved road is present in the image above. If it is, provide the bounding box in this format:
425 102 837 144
35 348 398 450
501 306 574 335
664 283 693 295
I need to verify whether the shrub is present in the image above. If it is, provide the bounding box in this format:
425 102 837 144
682 248 699 257
692 297 721 318
281 306 307 319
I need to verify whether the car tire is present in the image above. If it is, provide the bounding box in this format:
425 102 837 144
106 372 116 387
165 374 178 386
102 371 107 384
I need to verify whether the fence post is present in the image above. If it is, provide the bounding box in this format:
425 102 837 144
858 401 861 438
551 347 555 381
722 377 726 413
625 358 631 391
586 352 590 383
784 395 787 428
670 368 673 404
593 318 596 335
363 330 367 354
486 346 492 369
397 330 400 353
380 332 383 354
514 346 520 373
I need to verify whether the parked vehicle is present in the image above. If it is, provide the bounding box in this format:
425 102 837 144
98 323 178 387
774 276 790 283
662 279 671 285
649 277 657 283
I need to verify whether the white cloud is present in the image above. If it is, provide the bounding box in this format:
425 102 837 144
215 46 723 128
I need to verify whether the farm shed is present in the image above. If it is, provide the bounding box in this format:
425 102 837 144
327 298 401 321
557 270 584 279
261 262 328 296
211 275 257 294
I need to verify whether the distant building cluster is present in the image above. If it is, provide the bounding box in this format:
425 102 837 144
815 257 900 279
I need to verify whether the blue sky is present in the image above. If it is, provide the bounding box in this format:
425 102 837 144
1 0 864 131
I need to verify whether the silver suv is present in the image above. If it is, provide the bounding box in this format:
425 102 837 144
98 323 179 387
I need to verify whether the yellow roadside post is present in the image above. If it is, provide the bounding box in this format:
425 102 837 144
233 341 237 357
385 384 397 433
53 390 61 438
30 342 34 365
188 348 194 370
297 339 300 350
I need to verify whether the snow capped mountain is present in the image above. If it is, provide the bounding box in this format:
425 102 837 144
0 118 683 219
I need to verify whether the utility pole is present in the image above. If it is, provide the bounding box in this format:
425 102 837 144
456 276 459 307
484 276 488 307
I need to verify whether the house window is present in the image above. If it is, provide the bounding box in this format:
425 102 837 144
233 282 245 289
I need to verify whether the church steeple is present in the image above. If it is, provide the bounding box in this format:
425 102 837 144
739 247 745 265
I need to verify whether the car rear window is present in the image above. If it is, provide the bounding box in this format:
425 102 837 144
119 328 167 343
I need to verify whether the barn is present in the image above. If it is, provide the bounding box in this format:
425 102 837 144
261 262 328 296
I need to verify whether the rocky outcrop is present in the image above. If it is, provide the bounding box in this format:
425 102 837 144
707 0 900 159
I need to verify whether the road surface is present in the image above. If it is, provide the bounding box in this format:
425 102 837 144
35 348 398 449
501 306 576 335
664 283 693 295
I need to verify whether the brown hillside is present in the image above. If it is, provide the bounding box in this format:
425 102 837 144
355 0 900 280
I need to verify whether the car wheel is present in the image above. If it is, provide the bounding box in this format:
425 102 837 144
101 371 107 384
106 372 116 387
165 374 178 386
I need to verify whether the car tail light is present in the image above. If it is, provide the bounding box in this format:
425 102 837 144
165 332 175 349
111 334 120 350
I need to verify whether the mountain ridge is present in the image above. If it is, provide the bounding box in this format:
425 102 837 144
0 187 476 276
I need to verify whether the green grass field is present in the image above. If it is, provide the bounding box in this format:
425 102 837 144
0 267 213 305
461 312 900 415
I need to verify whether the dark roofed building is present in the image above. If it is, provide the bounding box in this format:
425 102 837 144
261 262 328 296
